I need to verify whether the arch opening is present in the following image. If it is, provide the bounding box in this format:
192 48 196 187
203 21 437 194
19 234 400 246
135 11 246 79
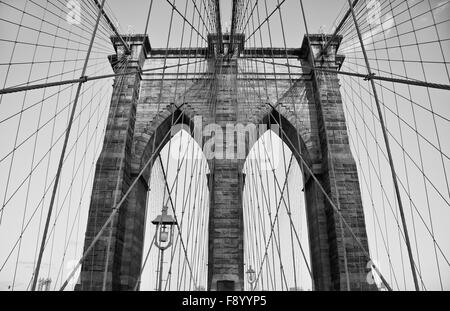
242 129 313 291
140 129 210 291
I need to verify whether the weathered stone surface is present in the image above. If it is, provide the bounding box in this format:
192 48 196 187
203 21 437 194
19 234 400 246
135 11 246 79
78 34 375 291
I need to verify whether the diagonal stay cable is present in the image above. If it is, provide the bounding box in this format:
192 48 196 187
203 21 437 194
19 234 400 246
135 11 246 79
58 109 189 291
0 59 206 95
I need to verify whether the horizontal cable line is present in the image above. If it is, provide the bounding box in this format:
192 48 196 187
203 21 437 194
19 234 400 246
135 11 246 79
0 83 72 125
0 58 122 123
346 55 450 65
0 56 107 67
341 59 450 124
337 63 450 90
340 58 430 86
2 57 113 91
0 69 113 165
0 38 113 57
340 60 450 90
0 59 205 95
243 55 409 84
342 37 450 56
241 57 450 90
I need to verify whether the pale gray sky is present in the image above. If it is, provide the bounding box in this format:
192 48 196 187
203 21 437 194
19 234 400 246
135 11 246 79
0 0 449 291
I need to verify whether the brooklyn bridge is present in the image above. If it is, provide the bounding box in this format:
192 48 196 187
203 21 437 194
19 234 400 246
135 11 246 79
0 0 449 291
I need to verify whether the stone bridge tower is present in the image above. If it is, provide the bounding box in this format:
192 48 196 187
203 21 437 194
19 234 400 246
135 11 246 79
78 32 375 291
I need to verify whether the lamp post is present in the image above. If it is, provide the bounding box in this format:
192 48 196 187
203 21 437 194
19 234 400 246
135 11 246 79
152 206 177 291
246 265 256 291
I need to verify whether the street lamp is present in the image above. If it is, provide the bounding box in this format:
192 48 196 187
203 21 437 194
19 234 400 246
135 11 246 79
152 206 177 291
246 265 256 291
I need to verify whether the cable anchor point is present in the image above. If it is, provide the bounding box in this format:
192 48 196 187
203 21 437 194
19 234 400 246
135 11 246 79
364 73 376 81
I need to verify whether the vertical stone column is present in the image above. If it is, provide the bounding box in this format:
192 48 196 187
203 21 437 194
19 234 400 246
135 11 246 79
207 58 245 291
208 160 246 291
302 35 375 290
78 35 149 290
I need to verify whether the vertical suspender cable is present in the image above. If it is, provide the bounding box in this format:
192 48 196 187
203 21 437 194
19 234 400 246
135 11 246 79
346 0 419 291
31 0 108 291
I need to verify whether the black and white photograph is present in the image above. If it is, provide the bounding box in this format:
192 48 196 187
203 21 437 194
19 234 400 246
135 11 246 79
0 0 449 303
